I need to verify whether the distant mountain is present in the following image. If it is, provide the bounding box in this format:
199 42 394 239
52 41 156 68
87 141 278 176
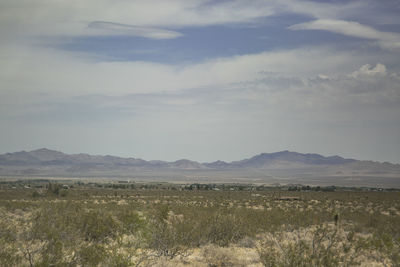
0 148 359 170
0 148 148 167
0 148 399 187
230 151 356 168
170 159 205 169
204 160 230 169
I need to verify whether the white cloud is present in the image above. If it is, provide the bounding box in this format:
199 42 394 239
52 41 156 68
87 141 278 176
0 0 277 40
350 63 387 79
289 19 400 50
0 43 385 98
87 21 183 39
279 0 365 20
0 0 372 42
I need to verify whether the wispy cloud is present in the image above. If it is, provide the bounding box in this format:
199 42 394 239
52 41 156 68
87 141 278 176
87 21 183 39
280 0 365 20
289 19 400 50
0 0 277 40
0 0 364 40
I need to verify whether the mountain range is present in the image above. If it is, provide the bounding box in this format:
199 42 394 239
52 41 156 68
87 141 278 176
1 149 399 187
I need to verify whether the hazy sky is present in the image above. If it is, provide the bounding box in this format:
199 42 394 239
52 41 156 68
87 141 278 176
1 0 400 163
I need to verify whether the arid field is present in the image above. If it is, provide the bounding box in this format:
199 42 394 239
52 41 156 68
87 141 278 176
0 179 399 266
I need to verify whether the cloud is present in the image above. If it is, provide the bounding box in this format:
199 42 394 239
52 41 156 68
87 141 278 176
350 63 387 79
289 19 400 50
87 21 183 39
0 0 277 40
0 0 372 42
279 0 365 20
0 43 387 98
215 62 400 114
3 58 399 121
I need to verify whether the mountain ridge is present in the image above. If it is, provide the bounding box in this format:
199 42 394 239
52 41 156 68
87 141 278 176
0 148 399 185
0 148 366 167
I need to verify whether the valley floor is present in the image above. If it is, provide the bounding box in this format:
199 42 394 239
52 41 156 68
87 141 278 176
0 180 399 266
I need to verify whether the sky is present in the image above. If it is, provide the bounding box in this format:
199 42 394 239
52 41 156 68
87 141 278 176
0 0 400 163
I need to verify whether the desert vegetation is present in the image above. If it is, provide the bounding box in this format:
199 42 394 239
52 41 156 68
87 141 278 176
0 179 399 266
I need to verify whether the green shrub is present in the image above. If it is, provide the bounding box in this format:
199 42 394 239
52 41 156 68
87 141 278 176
31 190 41 198
81 210 119 242
76 243 106 266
